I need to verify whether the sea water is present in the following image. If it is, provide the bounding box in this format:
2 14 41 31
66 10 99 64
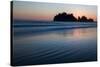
12 21 97 65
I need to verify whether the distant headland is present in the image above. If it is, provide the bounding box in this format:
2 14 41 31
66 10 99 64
53 12 94 22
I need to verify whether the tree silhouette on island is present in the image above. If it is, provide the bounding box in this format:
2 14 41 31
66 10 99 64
53 12 94 22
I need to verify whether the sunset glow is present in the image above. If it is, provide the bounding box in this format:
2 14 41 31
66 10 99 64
13 1 97 21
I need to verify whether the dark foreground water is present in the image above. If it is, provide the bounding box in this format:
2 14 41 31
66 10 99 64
12 22 97 66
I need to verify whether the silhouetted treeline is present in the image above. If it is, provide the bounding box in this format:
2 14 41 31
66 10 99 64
53 12 94 22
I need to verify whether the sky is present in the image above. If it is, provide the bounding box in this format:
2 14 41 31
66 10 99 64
12 1 97 21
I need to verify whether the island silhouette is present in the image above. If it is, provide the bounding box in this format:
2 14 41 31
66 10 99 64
53 12 94 22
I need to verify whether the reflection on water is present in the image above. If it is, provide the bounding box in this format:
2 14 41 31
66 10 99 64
14 28 96 43
13 28 97 66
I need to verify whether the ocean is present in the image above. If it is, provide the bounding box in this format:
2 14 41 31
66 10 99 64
12 21 97 66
